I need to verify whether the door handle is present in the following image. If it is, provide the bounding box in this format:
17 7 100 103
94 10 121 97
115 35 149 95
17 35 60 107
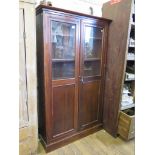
79 76 84 83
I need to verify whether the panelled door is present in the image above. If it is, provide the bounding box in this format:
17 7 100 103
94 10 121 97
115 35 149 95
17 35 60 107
79 19 105 130
47 14 80 140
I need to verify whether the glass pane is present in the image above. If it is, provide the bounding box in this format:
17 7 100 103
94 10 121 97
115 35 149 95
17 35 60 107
52 62 75 80
84 61 101 76
85 26 102 38
51 20 76 80
84 26 102 76
51 21 76 59
84 26 102 59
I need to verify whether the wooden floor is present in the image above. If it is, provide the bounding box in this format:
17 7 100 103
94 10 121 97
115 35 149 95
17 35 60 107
37 130 134 155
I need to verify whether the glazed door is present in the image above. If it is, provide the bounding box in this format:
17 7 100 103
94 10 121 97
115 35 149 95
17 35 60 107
48 16 80 140
79 20 105 130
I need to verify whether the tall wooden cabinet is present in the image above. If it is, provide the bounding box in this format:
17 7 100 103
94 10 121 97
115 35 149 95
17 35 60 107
36 5 111 152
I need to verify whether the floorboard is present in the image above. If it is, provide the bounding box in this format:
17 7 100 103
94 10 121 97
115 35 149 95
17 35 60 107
37 130 134 155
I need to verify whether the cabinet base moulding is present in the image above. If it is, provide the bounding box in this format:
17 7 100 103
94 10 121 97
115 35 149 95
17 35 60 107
39 124 103 152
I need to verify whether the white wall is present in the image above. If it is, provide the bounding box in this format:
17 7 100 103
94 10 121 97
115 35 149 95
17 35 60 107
19 0 38 154
36 0 109 17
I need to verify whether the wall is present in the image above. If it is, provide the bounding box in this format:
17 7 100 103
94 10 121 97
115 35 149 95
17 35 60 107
36 0 109 16
19 0 38 154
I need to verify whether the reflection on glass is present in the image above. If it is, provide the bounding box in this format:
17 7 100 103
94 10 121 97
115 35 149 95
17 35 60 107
51 20 76 80
84 26 102 59
84 26 103 76
85 26 102 39
51 21 76 60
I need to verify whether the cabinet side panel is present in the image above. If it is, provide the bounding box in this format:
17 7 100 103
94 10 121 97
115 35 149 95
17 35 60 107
36 13 46 140
102 0 132 136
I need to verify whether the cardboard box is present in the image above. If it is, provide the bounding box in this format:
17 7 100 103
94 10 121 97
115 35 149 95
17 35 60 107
118 107 135 140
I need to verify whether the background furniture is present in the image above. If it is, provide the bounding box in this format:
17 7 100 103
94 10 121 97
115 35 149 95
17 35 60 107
118 107 135 140
118 0 135 140
102 0 134 137
36 5 111 152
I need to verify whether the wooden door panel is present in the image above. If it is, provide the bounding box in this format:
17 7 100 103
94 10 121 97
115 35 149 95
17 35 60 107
79 80 101 129
52 84 76 138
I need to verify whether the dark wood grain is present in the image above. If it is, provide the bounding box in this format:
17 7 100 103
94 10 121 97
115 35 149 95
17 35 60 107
52 84 76 137
102 0 132 137
36 13 47 141
79 81 101 129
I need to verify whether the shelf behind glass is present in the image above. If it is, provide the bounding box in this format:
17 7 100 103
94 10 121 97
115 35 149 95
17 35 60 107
52 61 75 80
52 59 75 62
84 58 101 61
84 60 101 77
